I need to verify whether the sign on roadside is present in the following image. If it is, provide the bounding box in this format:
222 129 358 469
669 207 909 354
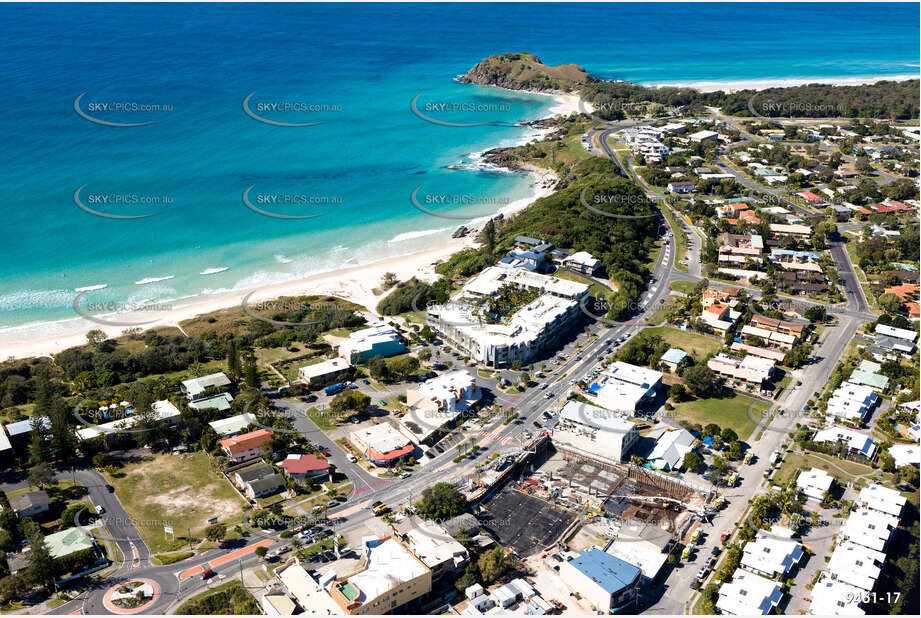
207 517 219 525
164 525 174 535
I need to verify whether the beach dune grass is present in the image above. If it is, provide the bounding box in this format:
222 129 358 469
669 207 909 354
102 452 247 554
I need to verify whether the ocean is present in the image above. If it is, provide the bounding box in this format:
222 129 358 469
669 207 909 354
0 2 917 332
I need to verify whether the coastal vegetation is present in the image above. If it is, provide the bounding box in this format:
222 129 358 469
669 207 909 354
462 53 919 120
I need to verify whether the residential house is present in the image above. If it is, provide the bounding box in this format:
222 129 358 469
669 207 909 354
180 372 232 402
220 429 274 462
9 490 50 518
647 428 696 471
741 527 804 578
279 454 332 482
796 467 834 501
298 357 350 387
716 568 784 615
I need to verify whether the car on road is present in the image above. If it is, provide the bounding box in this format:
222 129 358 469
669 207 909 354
94 504 105 514
105 484 114 493
400 472 411 479
201 567 216 580
346 454 358 463
327 500 338 508
350 417 361 424
363 379 370 384
543 393 553 399
696 568 707 580
720 533 729 543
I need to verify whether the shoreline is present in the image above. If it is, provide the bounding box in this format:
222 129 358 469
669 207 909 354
643 73 919 93
0 94 577 361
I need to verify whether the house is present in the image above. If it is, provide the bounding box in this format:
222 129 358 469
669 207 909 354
827 541 885 592
261 594 298 616
846 368 889 392
689 129 719 143
0 426 12 458
856 483 906 518
813 426 876 458
740 325 797 349
75 399 182 442
729 342 786 362
666 181 696 194
350 423 415 466
208 412 257 437
749 314 806 338
562 251 602 276
44 527 97 559
659 348 688 372
874 323 917 343
888 443 920 469
826 383 877 424
9 490 50 518
552 400 640 463
809 577 867 615
219 429 273 462
180 372 232 401
740 527 804 578
339 324 405 364
3 417 51 449
796 467 834 501
234 462 275 488
716 568 783 615
278 563 342 614
298 357 350 387
768 223 811 239
558 547 642 613
707 353 775 388
840 508 899 552
245 473 286 499
279 454 331 481
647 428 696 471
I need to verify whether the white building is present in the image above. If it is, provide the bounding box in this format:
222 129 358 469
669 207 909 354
552 401 640 462
339 324 405 364
716 568 783 615
689 129 719 143
562 251 602 276
856 483 906 518
76 400 181 441
796 467 834 501
399 371 481 444
427 266 589 367
888 443 920 469
809 577 867 615
298 357 350 386
874 324 918 342
588 361 663 413
707 353 775 387
840 508 899 552
741 528 804 578
827 541 885 592
813 426 876 458
180 372 231 401
647 428 696 471
827 383 878 423
350 422 415 466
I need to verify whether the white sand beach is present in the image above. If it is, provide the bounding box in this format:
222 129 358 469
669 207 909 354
646 73 918 93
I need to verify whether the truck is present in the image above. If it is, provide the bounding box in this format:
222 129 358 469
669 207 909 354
324 382 346 396
743 451 753 465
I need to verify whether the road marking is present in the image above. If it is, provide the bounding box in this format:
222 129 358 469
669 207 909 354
477 430 513 446
178 538 273 580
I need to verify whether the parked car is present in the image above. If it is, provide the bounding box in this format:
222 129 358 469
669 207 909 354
95 504 105 514
400 472 411 479
201 567 216 580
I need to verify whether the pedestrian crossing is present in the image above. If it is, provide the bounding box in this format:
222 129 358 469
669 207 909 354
477 430 513 445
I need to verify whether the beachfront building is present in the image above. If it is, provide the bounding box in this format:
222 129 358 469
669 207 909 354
339 324 405 364
426 266 589 367
716 568 783 615
350 423 415 466
561 251 602 276
298 357 351 387
558 547 642 613
398 371 481 445
551 400 640 463
75 400 181 443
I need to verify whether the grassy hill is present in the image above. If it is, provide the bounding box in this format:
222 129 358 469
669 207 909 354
458 52 593 92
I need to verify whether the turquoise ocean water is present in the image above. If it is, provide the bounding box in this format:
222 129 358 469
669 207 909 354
0 2 917 332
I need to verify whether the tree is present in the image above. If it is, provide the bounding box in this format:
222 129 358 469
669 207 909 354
683 365 718 398
682 451 704 472
368 356 391 382
879 450 896 473
720 428 738 444
477 546 508 584
244 355 259 390
482 219 496 260
0 575 28 604
415 483 466 520
227 338 241 379
27 462 54 489
454 562 479 592
878 292 906 314
85 329 107 346
204 523 227 544
728 441 743 460
25 533 56 589
254 546 268 560
48 398 77 464
804 305 826 322
898 464 920 488
669 384 689 402
27 416 51 464
417 348 432 362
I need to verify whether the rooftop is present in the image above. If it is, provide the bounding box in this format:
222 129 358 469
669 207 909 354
568 547 641 594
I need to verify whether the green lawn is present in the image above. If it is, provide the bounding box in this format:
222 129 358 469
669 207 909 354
774 451 880 486
669 281 697 295
660 205 688 272
671 393 770 440
103 452 248 554
640 326 723 362
175 581 258 615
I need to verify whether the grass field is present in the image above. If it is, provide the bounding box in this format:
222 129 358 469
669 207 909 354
671 393 770 440
640 325 723 362
774 451 880 487
660 204 688 272
669 281 698 295
103 452 247 553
